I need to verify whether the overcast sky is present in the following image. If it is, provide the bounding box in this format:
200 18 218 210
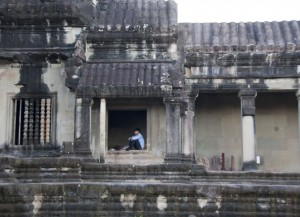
176 0 299 23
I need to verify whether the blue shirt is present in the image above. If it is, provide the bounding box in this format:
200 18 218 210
130 133 145 149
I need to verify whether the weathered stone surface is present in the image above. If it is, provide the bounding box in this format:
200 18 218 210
0 157 300 216
0 1 300 216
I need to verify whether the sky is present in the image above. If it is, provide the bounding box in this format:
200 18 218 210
175 0 299 23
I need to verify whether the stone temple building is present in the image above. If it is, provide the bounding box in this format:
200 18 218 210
1 0 300 216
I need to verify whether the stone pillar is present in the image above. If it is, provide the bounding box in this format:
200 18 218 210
239 89 257 171
182 96 197 162
163 97 182 163
74 97 92 156
99 98 107 163
296 90 300 144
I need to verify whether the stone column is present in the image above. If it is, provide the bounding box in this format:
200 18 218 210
163 97 182 163
239 89 257 171
74 97 92 156
296 90 300 144
182 96 197 163
99 98 107 163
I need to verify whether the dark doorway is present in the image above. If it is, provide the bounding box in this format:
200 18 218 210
108 110 147 150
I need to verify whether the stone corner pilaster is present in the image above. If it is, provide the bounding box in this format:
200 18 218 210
74 95 93 157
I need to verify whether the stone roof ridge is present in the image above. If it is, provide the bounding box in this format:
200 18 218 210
180 20 300 53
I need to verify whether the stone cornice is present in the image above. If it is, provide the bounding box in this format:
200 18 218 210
185 52 300 67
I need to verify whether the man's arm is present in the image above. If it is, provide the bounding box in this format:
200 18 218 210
130 134 142 141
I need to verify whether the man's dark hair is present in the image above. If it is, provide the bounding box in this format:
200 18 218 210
134 128 141 132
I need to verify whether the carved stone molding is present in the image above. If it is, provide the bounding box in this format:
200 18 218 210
65 36 86 91
239 89 257 116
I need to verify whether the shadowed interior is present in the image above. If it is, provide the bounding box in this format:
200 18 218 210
108 110 147 150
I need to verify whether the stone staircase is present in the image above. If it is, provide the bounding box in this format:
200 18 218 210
0 156 300 216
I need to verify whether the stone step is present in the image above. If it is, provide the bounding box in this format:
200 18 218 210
1 182 300 216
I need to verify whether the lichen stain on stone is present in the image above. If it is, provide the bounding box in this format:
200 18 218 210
276 199 286 204
160 85 172 93
197 186 218 198
32 194 44 216
157 195 167 211
257 198 271 210
258 202 270 210
120 194 136 209
4 169 14 174
100 190 109 199
197 198 208 209
216 195 222 209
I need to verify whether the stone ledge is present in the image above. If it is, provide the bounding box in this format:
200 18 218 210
106 150 164 165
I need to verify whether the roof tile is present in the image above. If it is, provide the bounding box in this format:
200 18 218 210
77 63 173 96
181 21 300 53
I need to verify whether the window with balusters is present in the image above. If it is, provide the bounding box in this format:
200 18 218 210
12 97 53 146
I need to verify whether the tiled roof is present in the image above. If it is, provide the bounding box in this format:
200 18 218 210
94 0 177 33
180 21 300 54
0 0 178 33
76 62 173 97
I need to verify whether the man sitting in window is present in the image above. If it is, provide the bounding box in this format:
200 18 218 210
126 128 144 151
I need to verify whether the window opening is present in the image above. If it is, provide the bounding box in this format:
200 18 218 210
12 97 52 145
108 110 147 150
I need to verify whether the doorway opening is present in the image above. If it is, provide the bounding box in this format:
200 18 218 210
108 110 147 150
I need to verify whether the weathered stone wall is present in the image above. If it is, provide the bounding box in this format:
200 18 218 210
0 62 22 147
195 93 242 171
0 63 75 148
195 92 300 172
256 92 300 172
43 64 76 146
148 101 167 158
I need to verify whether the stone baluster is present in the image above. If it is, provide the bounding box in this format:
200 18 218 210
46 99 52 144
239 89 257 171
23 99 29 145
28 99 34 145
40 99 46 145
34 99 40 145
